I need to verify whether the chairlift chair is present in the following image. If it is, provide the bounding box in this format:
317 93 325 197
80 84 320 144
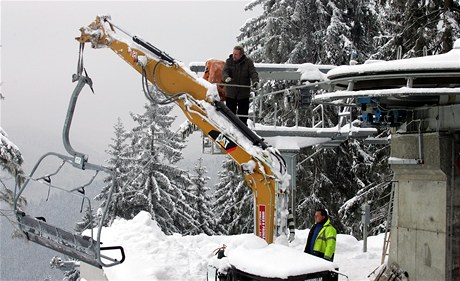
13 51 125 268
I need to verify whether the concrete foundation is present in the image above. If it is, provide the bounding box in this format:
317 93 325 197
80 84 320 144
80 262 109 281
389 132 460 281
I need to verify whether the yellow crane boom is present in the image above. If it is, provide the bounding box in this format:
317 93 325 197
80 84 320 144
77 15 290 244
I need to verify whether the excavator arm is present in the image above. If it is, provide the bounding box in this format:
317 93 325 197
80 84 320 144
77 15 290 243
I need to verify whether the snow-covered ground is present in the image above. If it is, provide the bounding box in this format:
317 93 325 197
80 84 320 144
86 211 384 281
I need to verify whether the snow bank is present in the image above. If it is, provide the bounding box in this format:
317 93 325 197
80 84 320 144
89 211 385 281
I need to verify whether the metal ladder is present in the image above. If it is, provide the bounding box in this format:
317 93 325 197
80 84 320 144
381 181 396 264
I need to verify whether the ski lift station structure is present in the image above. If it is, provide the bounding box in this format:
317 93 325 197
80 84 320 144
311 43 460 280
194 39 460 281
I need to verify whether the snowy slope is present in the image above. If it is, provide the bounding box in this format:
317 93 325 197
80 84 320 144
87 211 384 281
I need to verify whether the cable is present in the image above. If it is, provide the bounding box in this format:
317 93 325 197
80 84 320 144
150 62 185 104
140 64 184 105
103 17 134 39
215 82 251 89
269 149 287 175
141 66 155 104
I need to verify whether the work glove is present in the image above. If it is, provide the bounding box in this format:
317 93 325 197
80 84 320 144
252 82 259 89
224 77 232 83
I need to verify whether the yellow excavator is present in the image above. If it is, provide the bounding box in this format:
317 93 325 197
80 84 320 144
14 15 291 269
76 14 291 243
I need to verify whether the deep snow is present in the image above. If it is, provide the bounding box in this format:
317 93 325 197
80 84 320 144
84 211 385 281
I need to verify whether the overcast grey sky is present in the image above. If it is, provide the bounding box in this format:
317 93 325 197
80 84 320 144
1 1 261 170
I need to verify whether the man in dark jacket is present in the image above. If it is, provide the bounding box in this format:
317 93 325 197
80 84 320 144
304 208 337 261
222 46 259 125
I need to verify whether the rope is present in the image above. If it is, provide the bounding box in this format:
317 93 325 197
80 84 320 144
215 82 252 89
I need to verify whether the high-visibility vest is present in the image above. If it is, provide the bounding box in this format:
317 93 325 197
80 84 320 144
312 218 337 260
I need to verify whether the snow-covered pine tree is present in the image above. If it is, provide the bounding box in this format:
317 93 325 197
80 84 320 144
213 156 253 235
125 89 199 235
188 157 217 235
373 0 460 59
337 138 393 237
62 269 80 281
0 127 26 207
240 0 381 127
240 0 306 127
74 205 98 233
0 127 24 180
95 118 130 226
239 0 391 235
296 144 357 231
241 0 380 64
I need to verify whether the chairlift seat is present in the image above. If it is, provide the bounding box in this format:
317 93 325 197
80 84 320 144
17 211 103 268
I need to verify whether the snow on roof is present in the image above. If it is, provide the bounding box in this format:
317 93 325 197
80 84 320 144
255 122 375 135
327 39 460 79
260 136 331 150
189 62 335 81
314 87 460 102
297 63 333 81
253 122 377 150
227 243 336 278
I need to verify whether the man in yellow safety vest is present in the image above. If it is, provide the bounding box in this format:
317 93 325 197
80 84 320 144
304 208 337 261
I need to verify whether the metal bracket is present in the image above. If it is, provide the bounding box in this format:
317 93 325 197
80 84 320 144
388 157 423 165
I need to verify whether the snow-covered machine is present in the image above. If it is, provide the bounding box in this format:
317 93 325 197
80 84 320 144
206 235 339 281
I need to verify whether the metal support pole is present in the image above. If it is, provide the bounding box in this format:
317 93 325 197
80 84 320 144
274 103 278 127
63 77 90 169
362 203 370 253
279 149 298 233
